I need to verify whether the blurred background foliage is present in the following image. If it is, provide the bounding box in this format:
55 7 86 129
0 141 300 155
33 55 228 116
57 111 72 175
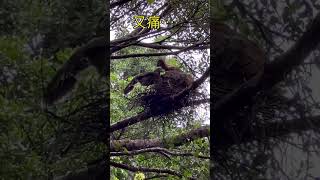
0 0 106 179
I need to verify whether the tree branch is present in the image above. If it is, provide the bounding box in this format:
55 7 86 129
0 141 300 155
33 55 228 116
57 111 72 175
111 40 208 59
212 12 320 147
213 12 320 116
54 161 107 180
110 147 209 159
110 111 152 132
171 66 210 101
110 125 209 151
134 42 209 50
265 11 320 85
221 115 320 149
145 175 169 180
111 2 172 53
110 161 184 178
110 0 133 9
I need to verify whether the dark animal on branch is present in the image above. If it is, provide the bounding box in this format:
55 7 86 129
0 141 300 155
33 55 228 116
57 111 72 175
124 59 194 116
124 68 163 95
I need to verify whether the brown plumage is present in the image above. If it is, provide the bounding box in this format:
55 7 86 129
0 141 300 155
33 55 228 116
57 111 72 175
124 60 194 95
125 59 195 115
156 59 193 91
123 68 162 94
156 59 181 72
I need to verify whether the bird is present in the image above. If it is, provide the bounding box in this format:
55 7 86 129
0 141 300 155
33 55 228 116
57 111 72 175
156 59 182 72
156 59 193 91
123 68 163 95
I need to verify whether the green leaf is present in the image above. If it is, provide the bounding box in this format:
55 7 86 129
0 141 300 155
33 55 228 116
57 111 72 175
146 0 155 4
134 172 145 180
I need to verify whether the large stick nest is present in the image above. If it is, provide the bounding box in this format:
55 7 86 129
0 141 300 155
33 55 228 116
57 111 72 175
133 70 194 116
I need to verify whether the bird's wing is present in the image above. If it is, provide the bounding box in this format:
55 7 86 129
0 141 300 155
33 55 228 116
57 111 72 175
124 71 160 94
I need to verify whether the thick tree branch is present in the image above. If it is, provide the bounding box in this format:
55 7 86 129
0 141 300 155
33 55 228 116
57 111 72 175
110 125 209 151
110 111 152 132
171 66 210 101
55 126 210 180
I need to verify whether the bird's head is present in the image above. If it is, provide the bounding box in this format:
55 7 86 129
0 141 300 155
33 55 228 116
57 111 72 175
156 59 167 69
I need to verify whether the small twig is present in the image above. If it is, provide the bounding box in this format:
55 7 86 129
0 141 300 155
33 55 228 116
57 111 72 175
110 147 210 159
